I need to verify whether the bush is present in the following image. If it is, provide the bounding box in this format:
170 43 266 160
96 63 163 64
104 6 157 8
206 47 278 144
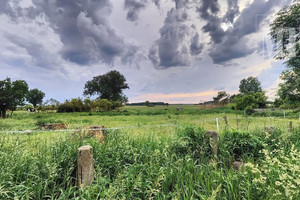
96 99 112 112
219 131 264 161
245 106 255 115
171 126 213 160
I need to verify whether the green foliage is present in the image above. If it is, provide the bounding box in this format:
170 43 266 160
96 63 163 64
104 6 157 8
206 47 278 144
234 92 267 110
96 99 112 112
36 118 64 127
0 78 29 118
57 98 89 113
239 76 262 94
0 107 300 199
57 98 123 113
270 2 300 107
270 2 300 60
44 98 60 111
245 106 255 115
278 69 300 105
83 70 129 102
242 144 300 199
27 88 45 107
274 98 284 108
171 126 213 160
219 131 264 161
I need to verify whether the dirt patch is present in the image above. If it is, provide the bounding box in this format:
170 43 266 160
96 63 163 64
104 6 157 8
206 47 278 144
42 123 67 130
88 125 105 141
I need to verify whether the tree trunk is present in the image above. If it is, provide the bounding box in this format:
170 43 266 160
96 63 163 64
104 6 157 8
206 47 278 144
0 103 7 118
0 107 6 118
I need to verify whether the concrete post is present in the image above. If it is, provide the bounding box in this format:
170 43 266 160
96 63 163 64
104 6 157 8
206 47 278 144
77 145 94 189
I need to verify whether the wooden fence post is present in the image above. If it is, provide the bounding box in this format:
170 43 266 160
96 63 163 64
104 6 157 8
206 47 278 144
206 131 218 157
223 116 228 130
78 145 94 189
236 111 239 129
289 121 293 132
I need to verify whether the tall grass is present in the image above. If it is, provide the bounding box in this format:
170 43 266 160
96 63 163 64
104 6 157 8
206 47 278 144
1 123 299 199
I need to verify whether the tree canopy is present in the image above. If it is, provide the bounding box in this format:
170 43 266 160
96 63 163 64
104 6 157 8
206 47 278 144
83 70 129 102
235 92 267 110
232 76 267 113
270 1 300 106
239 76 262 95
27 88 45 108
0 78 28 118
270 1 300 60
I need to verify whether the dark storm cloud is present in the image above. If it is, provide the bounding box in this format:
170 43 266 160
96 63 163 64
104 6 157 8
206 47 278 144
124 0 161 22
0 0 140 67
206 0 291 64
148 7 203 68
0 0 37 21
148 0 203 69
223 0 239 23
124 0 148 21
173 0 190 9
31 0 127 65
4 33 59 69
190 32 203 56
195 0 225 44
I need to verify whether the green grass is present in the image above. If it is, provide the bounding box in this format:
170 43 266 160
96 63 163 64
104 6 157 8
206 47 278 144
0 105 300 199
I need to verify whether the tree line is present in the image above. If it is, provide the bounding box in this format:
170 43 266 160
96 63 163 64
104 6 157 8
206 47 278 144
0 70 129 118
212 76 268 115
0 78 45 118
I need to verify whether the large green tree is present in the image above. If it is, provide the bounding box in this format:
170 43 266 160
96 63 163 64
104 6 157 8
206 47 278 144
235 92 267 110
270 1 300 105
233 77 267 112
27 88 45 108
239 76 262 95
83 70 129 102
0 78 29 118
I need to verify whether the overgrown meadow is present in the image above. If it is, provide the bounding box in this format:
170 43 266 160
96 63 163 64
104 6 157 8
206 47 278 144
0 105 300 199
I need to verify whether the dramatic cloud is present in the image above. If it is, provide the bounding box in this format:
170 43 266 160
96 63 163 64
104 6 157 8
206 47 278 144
4 33 60 69
189 32 204 56
148 1 203 68
205 0 291 64
124 0 160 22
0 0 141 67
124 0 148 21
223 0 239 24
195 0 225 44
0 0 294 103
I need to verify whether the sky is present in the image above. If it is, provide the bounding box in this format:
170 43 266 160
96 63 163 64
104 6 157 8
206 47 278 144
0 0 293 104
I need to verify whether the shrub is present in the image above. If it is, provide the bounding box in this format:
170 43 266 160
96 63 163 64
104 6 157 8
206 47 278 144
171 126 213 160
219 131 264 161
245 106 255 115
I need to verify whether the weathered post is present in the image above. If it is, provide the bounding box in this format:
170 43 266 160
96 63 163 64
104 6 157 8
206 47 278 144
216 118 219 132
289 121 293 132
206 131 218 157
223 116 228 130
236 111 239 129
77 145 94 189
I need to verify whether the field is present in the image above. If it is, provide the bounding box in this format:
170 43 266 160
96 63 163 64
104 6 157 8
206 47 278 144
0 105 300 199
